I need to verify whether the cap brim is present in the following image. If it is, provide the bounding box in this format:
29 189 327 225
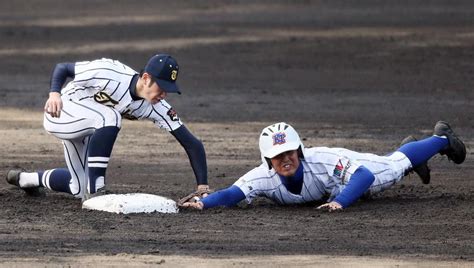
264 141 300 159
156 78 181 94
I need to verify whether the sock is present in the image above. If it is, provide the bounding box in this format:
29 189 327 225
87 126 119 193
19 171 43 188
41 168 72 194
398 136 449 167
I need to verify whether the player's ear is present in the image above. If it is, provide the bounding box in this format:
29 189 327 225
142 72 154 86
141 72 150 79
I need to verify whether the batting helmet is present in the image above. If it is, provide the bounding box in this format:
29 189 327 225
259 122 304 170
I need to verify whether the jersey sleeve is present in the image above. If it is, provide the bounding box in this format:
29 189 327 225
309 147 365 201
150 100 183 131
310 147 361 185
232 165 272 204
330 155 360 185
50 62 75 93
333 166 375 208
201 185 246 209
125 99 183 131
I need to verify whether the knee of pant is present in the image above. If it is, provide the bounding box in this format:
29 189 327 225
95 109 122 129
69 177 82 196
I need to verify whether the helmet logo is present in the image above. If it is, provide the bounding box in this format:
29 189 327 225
272 132 286 145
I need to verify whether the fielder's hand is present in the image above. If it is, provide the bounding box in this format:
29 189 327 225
197 184 211 198
44 92 63 118
177 184 213 208
317 201 343 212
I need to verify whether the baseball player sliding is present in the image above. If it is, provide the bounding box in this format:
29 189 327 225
6 54 211 201
180 121 466 211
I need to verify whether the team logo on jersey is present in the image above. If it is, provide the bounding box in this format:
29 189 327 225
272 132 286 145
94 91 118 107
171 70 178 81
333 160 344 177
333 158 352 183
167 108 179 121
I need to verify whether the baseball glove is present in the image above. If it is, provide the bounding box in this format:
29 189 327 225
178 188 213 207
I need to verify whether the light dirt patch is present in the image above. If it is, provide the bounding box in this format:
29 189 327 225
1 255 472 268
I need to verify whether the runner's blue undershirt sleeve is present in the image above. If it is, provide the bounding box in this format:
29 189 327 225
171 125 208 185
201 185 246 209
50 62 75 93
334 166 375 208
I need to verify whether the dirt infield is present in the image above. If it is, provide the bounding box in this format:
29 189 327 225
0 1 473 266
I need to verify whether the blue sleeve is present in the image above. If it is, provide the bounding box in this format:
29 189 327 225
171 125 208 185
201 185 246 209
334 166 375 208
50 62 75 93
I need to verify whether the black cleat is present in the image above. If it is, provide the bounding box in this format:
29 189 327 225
401 136 431 184
6 169 44 197
434 121 466 164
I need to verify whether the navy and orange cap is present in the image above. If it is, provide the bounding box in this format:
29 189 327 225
144 54 181 94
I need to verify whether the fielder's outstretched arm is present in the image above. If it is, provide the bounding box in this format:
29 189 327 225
171 125 209 186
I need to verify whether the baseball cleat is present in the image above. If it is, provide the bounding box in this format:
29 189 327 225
401 136 431 184
6 169 44 197
83 187 107 202
434 121 466 164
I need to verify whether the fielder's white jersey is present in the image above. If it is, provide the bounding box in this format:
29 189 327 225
60 58 182 131
233 147 412 205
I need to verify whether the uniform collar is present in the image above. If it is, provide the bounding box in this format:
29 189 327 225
128 74 142 100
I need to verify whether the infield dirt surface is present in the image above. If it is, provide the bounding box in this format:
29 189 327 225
0 1 473 267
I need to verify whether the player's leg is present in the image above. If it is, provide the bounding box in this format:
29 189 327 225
6 136 91 198
80 102 121 196
35 135 96 199
37 127 119 199
364 151 412 195
87 125 119 194
44 99 122 197
400 136 431 184
60 136 90 198
397 121 466 166
366 121 466 196
6 168 74 196
398 136 448 167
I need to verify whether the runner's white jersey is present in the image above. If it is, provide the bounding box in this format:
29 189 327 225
60 58 182 131
233 147 411 204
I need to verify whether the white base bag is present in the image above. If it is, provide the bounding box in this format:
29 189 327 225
82 193 179 214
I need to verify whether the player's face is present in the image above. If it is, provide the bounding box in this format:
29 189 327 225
149 82 167 104
271 150 300 177
142 73 167 104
